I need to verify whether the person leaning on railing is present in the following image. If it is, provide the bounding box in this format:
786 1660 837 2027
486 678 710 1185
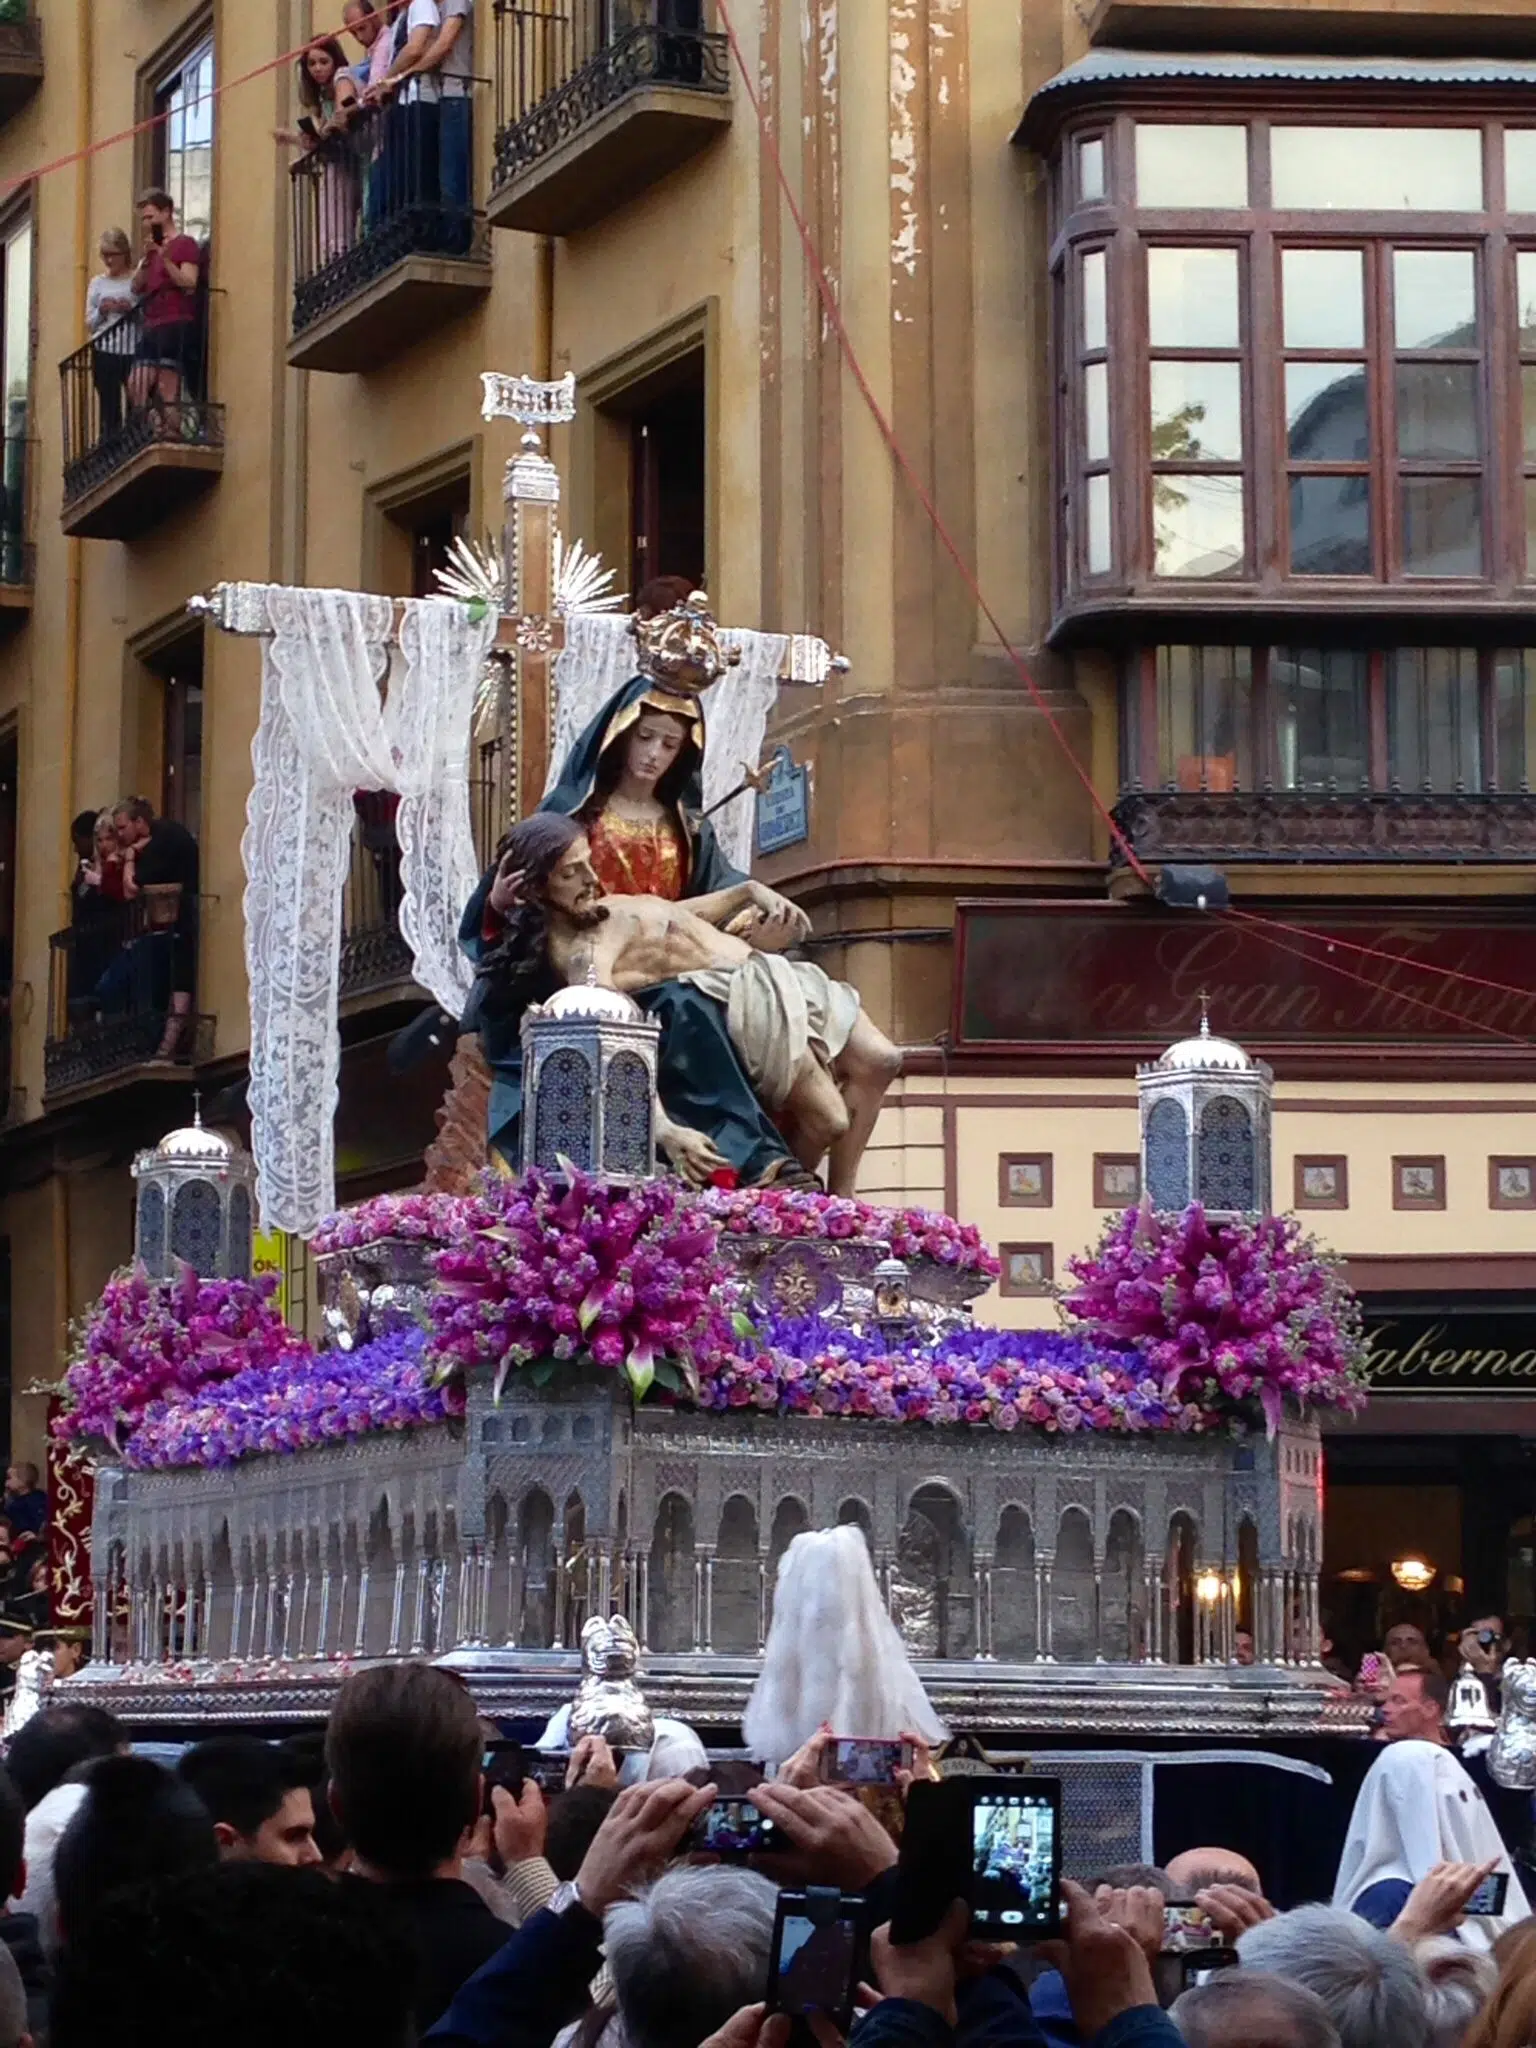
127 189 201 427
84 228 136 437
276 38 362 267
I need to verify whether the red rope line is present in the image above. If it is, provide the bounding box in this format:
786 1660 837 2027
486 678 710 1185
1225 903 1536 1009
715 0 1536 1046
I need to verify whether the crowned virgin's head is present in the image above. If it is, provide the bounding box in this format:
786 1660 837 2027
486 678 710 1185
589 705 700 812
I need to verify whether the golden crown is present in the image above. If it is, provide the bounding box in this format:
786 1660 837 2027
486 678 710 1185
630 590 742 700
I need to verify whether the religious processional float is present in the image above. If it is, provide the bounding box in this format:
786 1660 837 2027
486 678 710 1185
53 376 1370 1737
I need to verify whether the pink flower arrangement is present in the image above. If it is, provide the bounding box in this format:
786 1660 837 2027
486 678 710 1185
1059 1204 1368 1433
311 1191 476 1255
699 1186 1000 1278
55 1266 309 1456
425 1168 738 1400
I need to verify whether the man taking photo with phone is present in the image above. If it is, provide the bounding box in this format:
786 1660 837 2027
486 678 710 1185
128 188 201 422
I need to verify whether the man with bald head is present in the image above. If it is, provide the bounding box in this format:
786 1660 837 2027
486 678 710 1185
1165 1846 1262 1896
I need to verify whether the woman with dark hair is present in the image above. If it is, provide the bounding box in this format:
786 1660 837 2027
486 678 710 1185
277 39 361 264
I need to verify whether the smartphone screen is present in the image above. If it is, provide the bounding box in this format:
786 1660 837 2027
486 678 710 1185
1162 1903 1228 1953
481 1739 527 1814
819 1739 911 1786
1468 1871 1510 1916
691 1796 779 1859
971 1783 1061 1937
769 1899 862 2027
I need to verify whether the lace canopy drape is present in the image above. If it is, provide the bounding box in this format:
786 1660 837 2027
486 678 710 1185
549 615 790 873
242 586 496 1236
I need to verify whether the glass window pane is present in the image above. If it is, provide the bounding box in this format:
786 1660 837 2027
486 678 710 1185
1271 126 1483 211
1082 250 1106 353
1282 248 1364 349
1389 648 1482 789
1085 473 1111 575
1155 645 1254 790
1494 651 1534 789
1153 474 1244 579
1286 362 1369 461
1147 248 1239 349
1393 250 1478 349
1508 131 1536 212
1270 648 1370 790
1396 364 1480 460
1150 361 1242 462
1523 368 1536 461
1400 478 1483 576
1135 125 1248 209
1520 253 1536 350
1527 478 1536 581
1289 475 1371 576
1085 362 1109 462
1079 136 1106 204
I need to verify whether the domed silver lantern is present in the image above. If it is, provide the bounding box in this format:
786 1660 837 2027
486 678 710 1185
520 983 661 1182
1138 1008 1273 1218
131 1107 258 1279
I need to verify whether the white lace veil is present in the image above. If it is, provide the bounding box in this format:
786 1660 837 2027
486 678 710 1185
742 1526 947 1764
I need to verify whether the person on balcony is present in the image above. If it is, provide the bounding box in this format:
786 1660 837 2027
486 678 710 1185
84 229 136 437
365 0 443 225
127 190 201 429
96 797 200 1063
421 0 473 243
276 39 361 267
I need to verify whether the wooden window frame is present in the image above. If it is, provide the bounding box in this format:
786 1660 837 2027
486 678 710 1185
1294 1154 1349 1210
1049 96 1536 628
1093 1154 1142 1207
1392 1154 1447 1211
998 1153 1053 1208
1124 641 1533 794
135 12 216 230
1489 1156 1536 1209
999 1242 1055 1297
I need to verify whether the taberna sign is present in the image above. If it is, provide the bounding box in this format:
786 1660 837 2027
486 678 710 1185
1361 1312 1536 1394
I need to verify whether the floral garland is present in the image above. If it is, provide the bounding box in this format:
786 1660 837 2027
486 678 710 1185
1059 1204 1368 1432
700 1320 1205 1434
310 1190 476 1256
425 1169 738 1399
120 1327 460 1471
54 1267 308 1456
698 1186 1000 1277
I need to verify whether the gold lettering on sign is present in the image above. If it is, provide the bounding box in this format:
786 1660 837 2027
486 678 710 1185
1362 1321 1536 1390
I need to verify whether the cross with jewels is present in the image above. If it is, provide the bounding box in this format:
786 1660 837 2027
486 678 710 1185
478 368 850 831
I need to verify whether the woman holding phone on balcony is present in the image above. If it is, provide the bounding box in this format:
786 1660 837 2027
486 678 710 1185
276 39 361 267
84 229 136 437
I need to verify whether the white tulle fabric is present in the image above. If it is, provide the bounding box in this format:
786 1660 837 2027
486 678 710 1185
743 1526 948 1765
242 585 496 1236
547 616 789 874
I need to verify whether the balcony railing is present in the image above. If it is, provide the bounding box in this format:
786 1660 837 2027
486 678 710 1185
289 95 491 373
46 894 212 1101
60 297 225 540
1112 789 1536 866
0 3 42 122
340 797 414 1002
490 2 731 235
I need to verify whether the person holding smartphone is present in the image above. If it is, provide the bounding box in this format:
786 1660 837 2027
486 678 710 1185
127 189 201 423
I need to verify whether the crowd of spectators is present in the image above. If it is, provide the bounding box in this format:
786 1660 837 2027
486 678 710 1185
66 797 199 1061
0 1647 1525 2048
280 2 476 272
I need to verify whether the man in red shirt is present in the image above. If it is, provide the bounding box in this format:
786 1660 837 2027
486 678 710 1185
128 188 201 417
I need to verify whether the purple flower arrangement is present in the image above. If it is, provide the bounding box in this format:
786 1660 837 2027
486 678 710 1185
1059 1204 1368 1432
55 1266 309 1456
425 1168 738 1400
699 1319 1205 1434
698 1186 1001 1279
310 1191 477 1255
121 1326 461 1471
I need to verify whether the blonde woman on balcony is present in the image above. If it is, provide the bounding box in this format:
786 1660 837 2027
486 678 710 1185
84 228 136 436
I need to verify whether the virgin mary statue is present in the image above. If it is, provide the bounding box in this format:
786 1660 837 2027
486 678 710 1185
459 585 807 1185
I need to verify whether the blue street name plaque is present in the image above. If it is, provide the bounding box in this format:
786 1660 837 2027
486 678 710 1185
755 745 811 857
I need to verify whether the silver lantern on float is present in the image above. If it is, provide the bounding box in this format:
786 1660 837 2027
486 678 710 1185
1138 1007 1273 1218
520 983 661 1182
132 1108 256 1279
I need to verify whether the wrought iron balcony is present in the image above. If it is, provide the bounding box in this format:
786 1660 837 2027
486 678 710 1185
489 4 731 236
45 896 212 1103
60 300 224 541
288 97 491 375
339 798 415 1003
0 5 42 124
1112 788 1536 866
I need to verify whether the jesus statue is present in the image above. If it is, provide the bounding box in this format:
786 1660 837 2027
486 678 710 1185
483 812 901 1197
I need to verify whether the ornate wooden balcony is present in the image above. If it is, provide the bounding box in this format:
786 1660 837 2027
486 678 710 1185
288 100 491 375
0 9 42 124
1111 789 1536 867
489 7 731 237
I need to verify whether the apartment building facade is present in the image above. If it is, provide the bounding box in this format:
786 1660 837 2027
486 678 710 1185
0 0 1528 1649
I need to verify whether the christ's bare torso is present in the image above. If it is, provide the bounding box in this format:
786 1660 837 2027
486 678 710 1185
549 894 754 991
